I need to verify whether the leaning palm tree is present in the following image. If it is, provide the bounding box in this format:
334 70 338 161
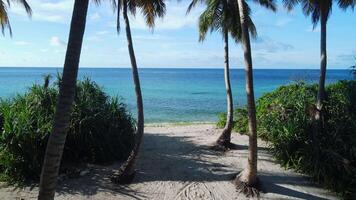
110 0 166 184
234 0 276 196
38 0 92 199
282 0 355 127
0 0 32 35
187 0 256 149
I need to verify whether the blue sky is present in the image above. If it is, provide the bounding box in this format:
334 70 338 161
0 0 355 69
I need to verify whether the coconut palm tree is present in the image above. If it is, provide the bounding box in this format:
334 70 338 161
110 0 166 184
0 0 32 35
38 0 91 199
187 0 256 149
282 0 356 126
234 0 276 196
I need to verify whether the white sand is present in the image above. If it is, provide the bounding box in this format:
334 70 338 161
0 124 337 199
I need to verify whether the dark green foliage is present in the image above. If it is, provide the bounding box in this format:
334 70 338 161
217 107 248 134
0 77 135 183
217 81 356 198
216 112 227 128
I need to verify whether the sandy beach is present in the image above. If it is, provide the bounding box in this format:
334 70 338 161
0 124 337 200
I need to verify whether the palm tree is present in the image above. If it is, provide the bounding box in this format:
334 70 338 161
110 0 166 184
282 0 356 126
234 0 276 196
38 0 91 199
187 0 256 149
0 0 32 35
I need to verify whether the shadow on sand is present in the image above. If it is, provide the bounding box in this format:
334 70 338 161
52 131 329 200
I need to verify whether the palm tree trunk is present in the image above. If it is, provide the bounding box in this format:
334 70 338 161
112 0 144 184
216 31 234 148
316 9 327 121
235 0 258 187
38 0 89 199
312 6 327 140
311 6 327 155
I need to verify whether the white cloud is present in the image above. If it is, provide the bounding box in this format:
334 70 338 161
96 30 109 35
306 25 320 33
108 1 203 30
50 36 66 47
40 48 49 52
14 41 31 46
275 18 293 27
10 0 73 23
90 12 101 20
252 36 294 53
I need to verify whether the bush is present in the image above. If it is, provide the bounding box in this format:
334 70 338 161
217 108 248 134
0 77 135 183
217 81 356 198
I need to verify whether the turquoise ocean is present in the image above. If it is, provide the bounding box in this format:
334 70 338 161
0 68 352 123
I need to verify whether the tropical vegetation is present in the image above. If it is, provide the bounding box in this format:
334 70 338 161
218 80 356 199
0 77 135 184
187 0 256 149
282 0 356 145
0 0 32 35
110 0 166 184
38 0 92 199
0 0 355 199
233 0 276 195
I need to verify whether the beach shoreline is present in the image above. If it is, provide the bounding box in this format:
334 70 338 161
0 124 337 200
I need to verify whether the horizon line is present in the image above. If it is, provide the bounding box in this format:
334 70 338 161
0 66 351 70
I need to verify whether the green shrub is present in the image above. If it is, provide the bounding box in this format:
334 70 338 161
216 108 248 134
0 77 135 183
217 81 356 198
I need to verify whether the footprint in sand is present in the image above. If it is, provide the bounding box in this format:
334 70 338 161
174 182 216 200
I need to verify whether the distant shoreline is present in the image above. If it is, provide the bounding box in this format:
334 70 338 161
145 121 215 127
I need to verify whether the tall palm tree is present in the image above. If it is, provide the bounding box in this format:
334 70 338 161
0 0 32 35
187 0 256 149
38 0 92 199
282 0 355 126
234 0 276 196
111 0 166 184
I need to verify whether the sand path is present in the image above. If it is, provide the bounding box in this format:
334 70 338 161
0 124 337 199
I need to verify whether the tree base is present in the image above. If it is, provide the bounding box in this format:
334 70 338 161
211 141 239 152
234 176 261 197
111 170 136 185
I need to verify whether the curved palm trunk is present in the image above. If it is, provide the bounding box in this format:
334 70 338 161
235 0 258 188
216 31 234 148
38 0 89 199
112 1 144 184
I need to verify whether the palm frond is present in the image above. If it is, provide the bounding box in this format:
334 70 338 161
252 0 277 12
187 0 205 14
0 0 11 36
338 0 356 10
282 0 301 11
138 0 166 28
194 0 257 43
0 0 32 36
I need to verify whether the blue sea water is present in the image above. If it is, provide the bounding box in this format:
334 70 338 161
0 67 353 123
